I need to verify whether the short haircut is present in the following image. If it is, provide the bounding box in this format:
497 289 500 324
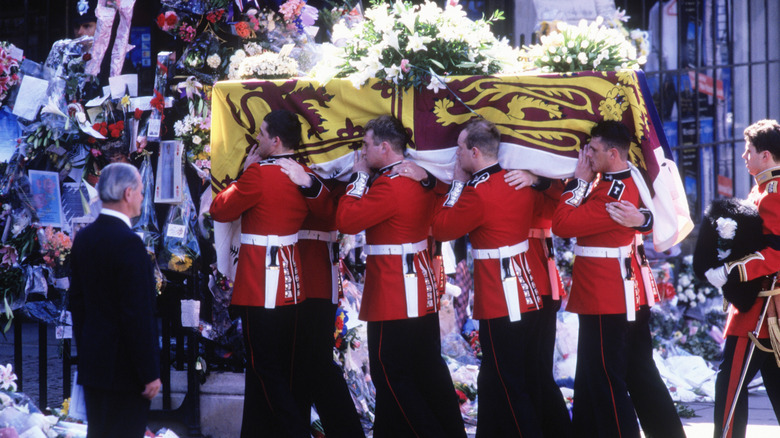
97 163 140 203
744 119 780 161
264 109 302 150
463 118 500 158
365 115 407 155
590 120 631 158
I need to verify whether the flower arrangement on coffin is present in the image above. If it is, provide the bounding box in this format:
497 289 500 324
522 14 646 73
0 42 21 108
228 49 299 80
602 8 650 62
313 0 525 90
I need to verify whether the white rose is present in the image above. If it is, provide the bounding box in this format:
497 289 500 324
715 217 737 240
192 135 202 145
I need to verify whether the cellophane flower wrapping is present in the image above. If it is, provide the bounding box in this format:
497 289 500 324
161 180 200 275
133 155 165 294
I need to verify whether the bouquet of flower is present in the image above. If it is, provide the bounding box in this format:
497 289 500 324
174 113 211 173
0 43 20 108
603 8 650 62
676 255 719 308
39 226 72 269
522 15 646 73
313 0 525 90
228 49 299 80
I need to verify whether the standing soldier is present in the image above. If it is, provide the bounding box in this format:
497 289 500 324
210 109 329 437
552 120 684 437
704 119 780 438
278 160 365 437
337 115 466 438
430 119 546 437
505 169 572 437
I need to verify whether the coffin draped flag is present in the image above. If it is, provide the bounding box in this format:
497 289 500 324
211 70 693 279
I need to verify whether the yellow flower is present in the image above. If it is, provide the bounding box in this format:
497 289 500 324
169 253 193 272
598 87 629 121
121 95 131 108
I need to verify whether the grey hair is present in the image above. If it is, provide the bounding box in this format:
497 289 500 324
97 163 140 203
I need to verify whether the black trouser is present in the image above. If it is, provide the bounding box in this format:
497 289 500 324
573 307 684 438
84 385 150 438
713 335 780 438
477 312 543 438
368 313 466 438
294 299 364 437
530 296 573 437
239 305 310 438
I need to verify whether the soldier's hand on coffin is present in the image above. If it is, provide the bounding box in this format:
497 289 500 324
606 201 645 227
278 158 313 187
243 145 262 172
504 169 539 190
574 144 596 182
394 160 427 182
705 265 728 288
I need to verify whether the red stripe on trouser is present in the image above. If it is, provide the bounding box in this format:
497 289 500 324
244 308 275 414
722 337 750 438
377 322 420 438
487 319 524 436
598 316 622 438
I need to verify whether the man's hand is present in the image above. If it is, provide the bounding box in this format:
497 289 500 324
453 154 470 182
353 148 370 174
573 144 596 182
394 160 427 182
606 201 645 227
278 158 312 187
142 378 162 400
504 169 539 190
242 145 263 173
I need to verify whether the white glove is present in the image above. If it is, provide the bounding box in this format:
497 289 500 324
705 266 728 288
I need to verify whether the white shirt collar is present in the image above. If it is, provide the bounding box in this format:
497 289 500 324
100 208 132 228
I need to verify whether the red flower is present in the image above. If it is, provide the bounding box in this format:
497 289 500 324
134 108 143 120
235 21 251 39
150 89 165 113
165 11 178 26
82 53 92 62
156 13 166 29
100 127 108 136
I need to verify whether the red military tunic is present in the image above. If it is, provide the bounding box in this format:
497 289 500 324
337 162 438 322
297 182 344 302
552 169 649 315
724 166 780 338
529 180 565 299
210 155 327 308
431 164 546 320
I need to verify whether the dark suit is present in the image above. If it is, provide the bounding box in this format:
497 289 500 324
69 213 160 438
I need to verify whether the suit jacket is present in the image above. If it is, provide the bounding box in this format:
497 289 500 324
69 213 160 392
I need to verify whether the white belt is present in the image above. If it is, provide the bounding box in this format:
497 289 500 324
574 244 636 321
364 239 428 318
240 233 299 247
240 233 299 309
363 240 428 256
298 230 339 242
472 240 529 260
528 228 552 239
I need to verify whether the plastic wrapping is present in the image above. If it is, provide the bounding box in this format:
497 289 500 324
132 154 165 294
176 31 223 85
161 181 200 274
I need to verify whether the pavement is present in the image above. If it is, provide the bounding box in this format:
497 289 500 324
1 322 778 437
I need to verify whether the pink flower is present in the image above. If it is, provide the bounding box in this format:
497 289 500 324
400 59 410 73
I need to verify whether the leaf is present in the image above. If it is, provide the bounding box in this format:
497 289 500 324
429 59 445 70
